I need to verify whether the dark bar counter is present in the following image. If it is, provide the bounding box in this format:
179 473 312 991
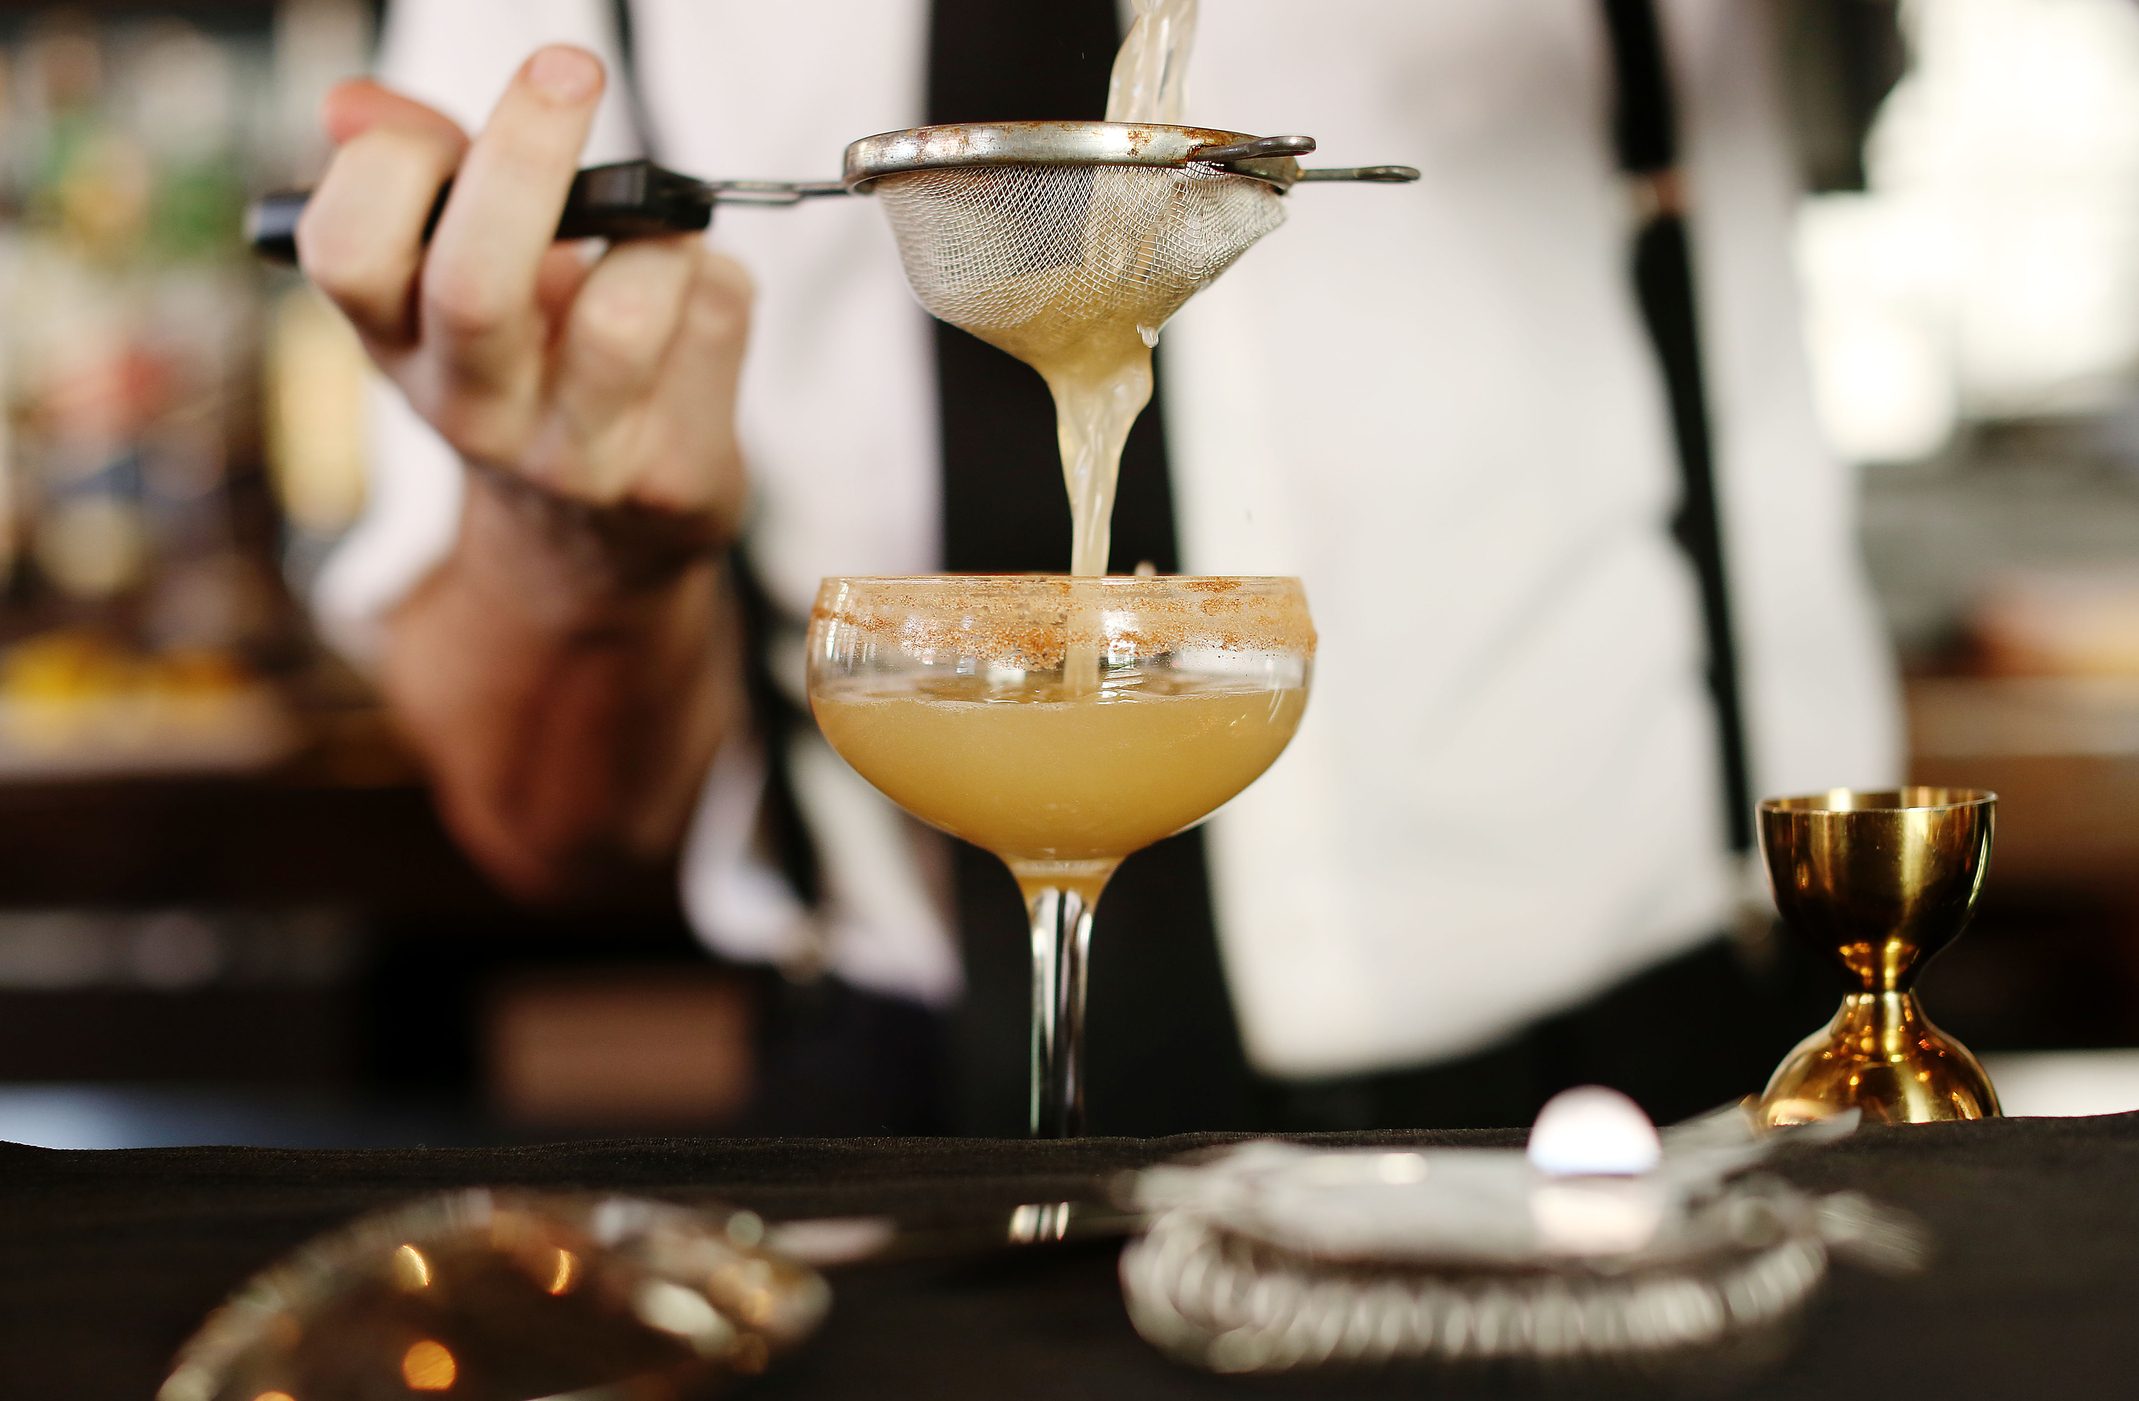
3 1115 2135 1397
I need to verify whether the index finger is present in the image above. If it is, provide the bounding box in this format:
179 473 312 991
420 45 606 382
296 81 469 345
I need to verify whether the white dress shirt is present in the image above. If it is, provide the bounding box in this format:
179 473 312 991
317 0 1900 1079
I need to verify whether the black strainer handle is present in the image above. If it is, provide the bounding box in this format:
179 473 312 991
247 159 717 264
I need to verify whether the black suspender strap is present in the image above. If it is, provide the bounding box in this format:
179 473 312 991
925 0 1185 577
604 0 658 166
1600 0 1756 854
927 0 1252 1133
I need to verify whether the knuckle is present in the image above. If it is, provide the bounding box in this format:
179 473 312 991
297 229 404 323
421 266 516 340
686 261 753 343
349 123 466 191
698 252 755 310
482 123 573 188
686 292 748 348
391 121 466 168
427 394 521 464
293 190 375 282
701 248 755 299
354 122 448 169
290 205 350 285
571 281 666 367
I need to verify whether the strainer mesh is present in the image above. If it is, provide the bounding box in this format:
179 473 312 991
872 163 1285 359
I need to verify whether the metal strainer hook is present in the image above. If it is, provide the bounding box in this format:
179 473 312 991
1178 133 1420 184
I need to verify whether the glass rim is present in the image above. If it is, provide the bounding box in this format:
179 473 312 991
815 573 1306 589
808 574 1314 658
1759 786 1996 815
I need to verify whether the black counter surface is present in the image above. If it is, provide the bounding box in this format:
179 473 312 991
3 1115 2131 1397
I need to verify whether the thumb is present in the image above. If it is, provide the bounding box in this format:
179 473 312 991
321 77 469 150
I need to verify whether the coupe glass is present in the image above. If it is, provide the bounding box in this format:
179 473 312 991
807 575 1314 1136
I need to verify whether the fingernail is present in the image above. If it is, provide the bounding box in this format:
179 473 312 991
528 46 601 102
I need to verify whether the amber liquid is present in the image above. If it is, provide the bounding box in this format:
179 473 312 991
812 673 1304 885
970 321 1152 581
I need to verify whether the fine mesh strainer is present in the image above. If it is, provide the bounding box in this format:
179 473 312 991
249 123 1417 347
841 122 1416 352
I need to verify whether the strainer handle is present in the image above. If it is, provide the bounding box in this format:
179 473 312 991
248 160 838 264
1293 165 1422 184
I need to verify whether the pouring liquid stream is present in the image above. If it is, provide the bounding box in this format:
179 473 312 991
982 0 1199 693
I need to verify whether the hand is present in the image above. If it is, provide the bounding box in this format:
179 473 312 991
296 46 750 561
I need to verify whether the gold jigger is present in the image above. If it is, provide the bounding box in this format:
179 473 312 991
1756 787 2001 1127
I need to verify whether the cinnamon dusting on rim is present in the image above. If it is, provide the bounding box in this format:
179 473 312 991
810 576 1314 668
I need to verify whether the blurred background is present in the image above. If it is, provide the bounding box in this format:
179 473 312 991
0 0 2134 1146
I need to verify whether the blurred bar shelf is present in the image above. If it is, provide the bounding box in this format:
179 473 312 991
1909 674 2139 893
0 691 515 913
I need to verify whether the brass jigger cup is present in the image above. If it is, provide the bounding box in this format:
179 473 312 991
1757 787 2002 1127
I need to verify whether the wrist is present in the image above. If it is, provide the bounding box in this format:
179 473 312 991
449 464 735 632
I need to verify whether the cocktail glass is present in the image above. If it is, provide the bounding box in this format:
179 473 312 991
807 575 1314 1136
1756 787 2002 1126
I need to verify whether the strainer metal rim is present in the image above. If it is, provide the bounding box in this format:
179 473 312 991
841 120 1304 192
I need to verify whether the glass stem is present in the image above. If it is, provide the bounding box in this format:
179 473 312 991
1024 883 1100 1137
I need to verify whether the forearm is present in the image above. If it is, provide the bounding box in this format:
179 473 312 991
381 469 745 902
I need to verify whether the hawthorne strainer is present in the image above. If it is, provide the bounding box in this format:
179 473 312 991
251 123 1416 348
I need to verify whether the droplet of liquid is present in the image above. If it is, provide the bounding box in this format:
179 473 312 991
1137 324 1160 348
